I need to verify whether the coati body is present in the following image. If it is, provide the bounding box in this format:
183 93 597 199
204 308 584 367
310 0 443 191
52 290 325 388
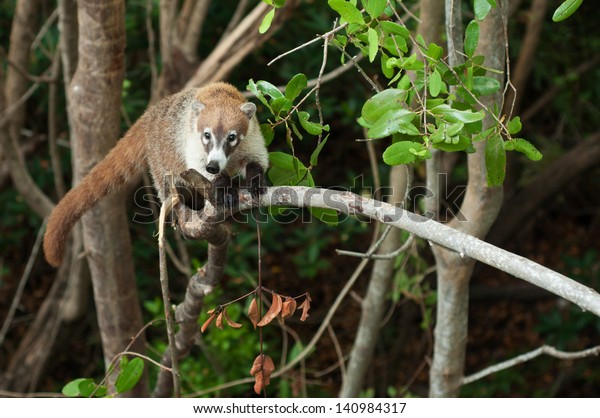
43 82 269 267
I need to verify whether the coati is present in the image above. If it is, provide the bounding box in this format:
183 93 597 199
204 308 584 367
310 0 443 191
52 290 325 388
43 82 269 267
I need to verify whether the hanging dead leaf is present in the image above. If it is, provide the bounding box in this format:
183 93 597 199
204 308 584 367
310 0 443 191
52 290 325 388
200 312 217 333
297 294 311 322
248 297 259 329
257 293 283 327
249 354 276 395
215 311 224 329
280 297 297 318
224 309 242 329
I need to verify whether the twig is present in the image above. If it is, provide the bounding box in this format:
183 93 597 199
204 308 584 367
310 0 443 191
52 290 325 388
31 8 59 57
327 324 347 385
0 81 41 128
336 233 414 259
158 191 181 397
462 344 600 385
267 22 348 66
0 219 47 347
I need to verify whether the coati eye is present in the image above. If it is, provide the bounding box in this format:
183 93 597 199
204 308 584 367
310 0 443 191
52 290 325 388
203 132 211 139
227 133 237 142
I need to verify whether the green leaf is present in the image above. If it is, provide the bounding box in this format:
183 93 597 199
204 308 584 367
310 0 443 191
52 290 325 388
383 35 408 56
247 79 270 109
309 207 339 225
298 111 323 135
62 378 91 397
285 73 307 101
464 20 479 58
78 379 98 397
474 0 492 21
368 109 419 138
472 76 501 96
115 357 145 394
383 141 425 165
430 104 485 123
310 134 329 166
552 0 583 22
260 123 275 146
256 80 284 99
506 116 522 135
367 27 378 62
361 89 407 125
363 0 387 18
427 42 444 62
259 8 275 34
434 135 472 152
380 52 394 79
328 0 365 25
268 152 310 186
485 133 506 186
428 69 442 97
379 21 410 38
447 121 465 137
505 138 542 161
270 97 293 114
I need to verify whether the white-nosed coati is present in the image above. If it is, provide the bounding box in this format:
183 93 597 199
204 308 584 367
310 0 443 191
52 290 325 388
43 82 269 267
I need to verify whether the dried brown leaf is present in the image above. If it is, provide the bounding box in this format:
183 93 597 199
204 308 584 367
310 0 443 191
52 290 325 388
249 354 276 395
224 309 243 329
248 297 259 329
297 295 311 322
215 311 224 329
257 293 283 327
280 297 297 318
200 313 216 333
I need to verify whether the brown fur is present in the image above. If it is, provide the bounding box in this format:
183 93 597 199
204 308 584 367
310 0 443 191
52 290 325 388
43 82 268 267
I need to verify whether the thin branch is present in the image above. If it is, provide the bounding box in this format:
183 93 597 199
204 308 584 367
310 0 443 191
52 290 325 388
327 324 347 385
220 0 250 43
158 192 181 397
462 344 600 385
267 22 348 66
336 233 414 259
0 218 47 347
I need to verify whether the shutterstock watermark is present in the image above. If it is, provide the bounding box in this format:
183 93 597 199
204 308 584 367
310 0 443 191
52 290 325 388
130 174 468 225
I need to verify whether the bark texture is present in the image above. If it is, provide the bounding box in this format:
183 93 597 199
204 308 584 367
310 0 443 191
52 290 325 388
68 0 148 396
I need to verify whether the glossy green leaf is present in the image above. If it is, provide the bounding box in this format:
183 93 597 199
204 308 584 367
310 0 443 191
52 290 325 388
328 0 365 25
115 357 145 394
268 152 310 186
552 0 583 22
62 378 91 397
367 27 378 62
298 111 324 135
474 0 492 21
485 133 506 186
260 123 275 146
380 52 394 79
383 35 408 56
368 109 419 138
383 141 424 165
428 69 442 97
309 207 339 225
363 0 387 18
285 73 307 101
505 138 542 161
472 76 501 96
361 89 407 125
259 8 275 34
434 134 472 152
464 20 479 58
247 79 270 109
256 80 284 99
310 134 329 166
379 21 410 38
430 104 485 123
427 42 444 62
506 116 522 135
270 97 293 114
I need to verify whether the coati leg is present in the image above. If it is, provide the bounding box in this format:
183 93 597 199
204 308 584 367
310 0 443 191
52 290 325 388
213 172 238 210
245 161 266 200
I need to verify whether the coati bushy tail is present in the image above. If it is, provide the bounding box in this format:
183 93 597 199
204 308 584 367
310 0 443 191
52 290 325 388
43 125 146 267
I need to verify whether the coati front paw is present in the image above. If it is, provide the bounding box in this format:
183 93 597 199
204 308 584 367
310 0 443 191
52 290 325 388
246 161 266 200
213 173 238 210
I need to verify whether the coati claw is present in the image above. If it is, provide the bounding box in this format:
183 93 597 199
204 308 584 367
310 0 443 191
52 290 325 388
246 161 267 200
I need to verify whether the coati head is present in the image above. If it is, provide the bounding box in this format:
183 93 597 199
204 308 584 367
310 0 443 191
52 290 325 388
193 100 257 175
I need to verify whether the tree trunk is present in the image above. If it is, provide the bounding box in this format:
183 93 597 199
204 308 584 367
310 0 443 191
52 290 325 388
429 0 507 397
68 0 148 396
339 0 445 397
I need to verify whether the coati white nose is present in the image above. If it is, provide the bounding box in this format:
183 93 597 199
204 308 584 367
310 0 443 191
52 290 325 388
206 161 220 174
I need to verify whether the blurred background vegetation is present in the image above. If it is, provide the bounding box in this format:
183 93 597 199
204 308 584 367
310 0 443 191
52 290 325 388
0 0 599 397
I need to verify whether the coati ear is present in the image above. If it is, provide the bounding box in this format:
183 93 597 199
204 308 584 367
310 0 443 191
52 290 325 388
240 102 257 120
192 101 205 117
